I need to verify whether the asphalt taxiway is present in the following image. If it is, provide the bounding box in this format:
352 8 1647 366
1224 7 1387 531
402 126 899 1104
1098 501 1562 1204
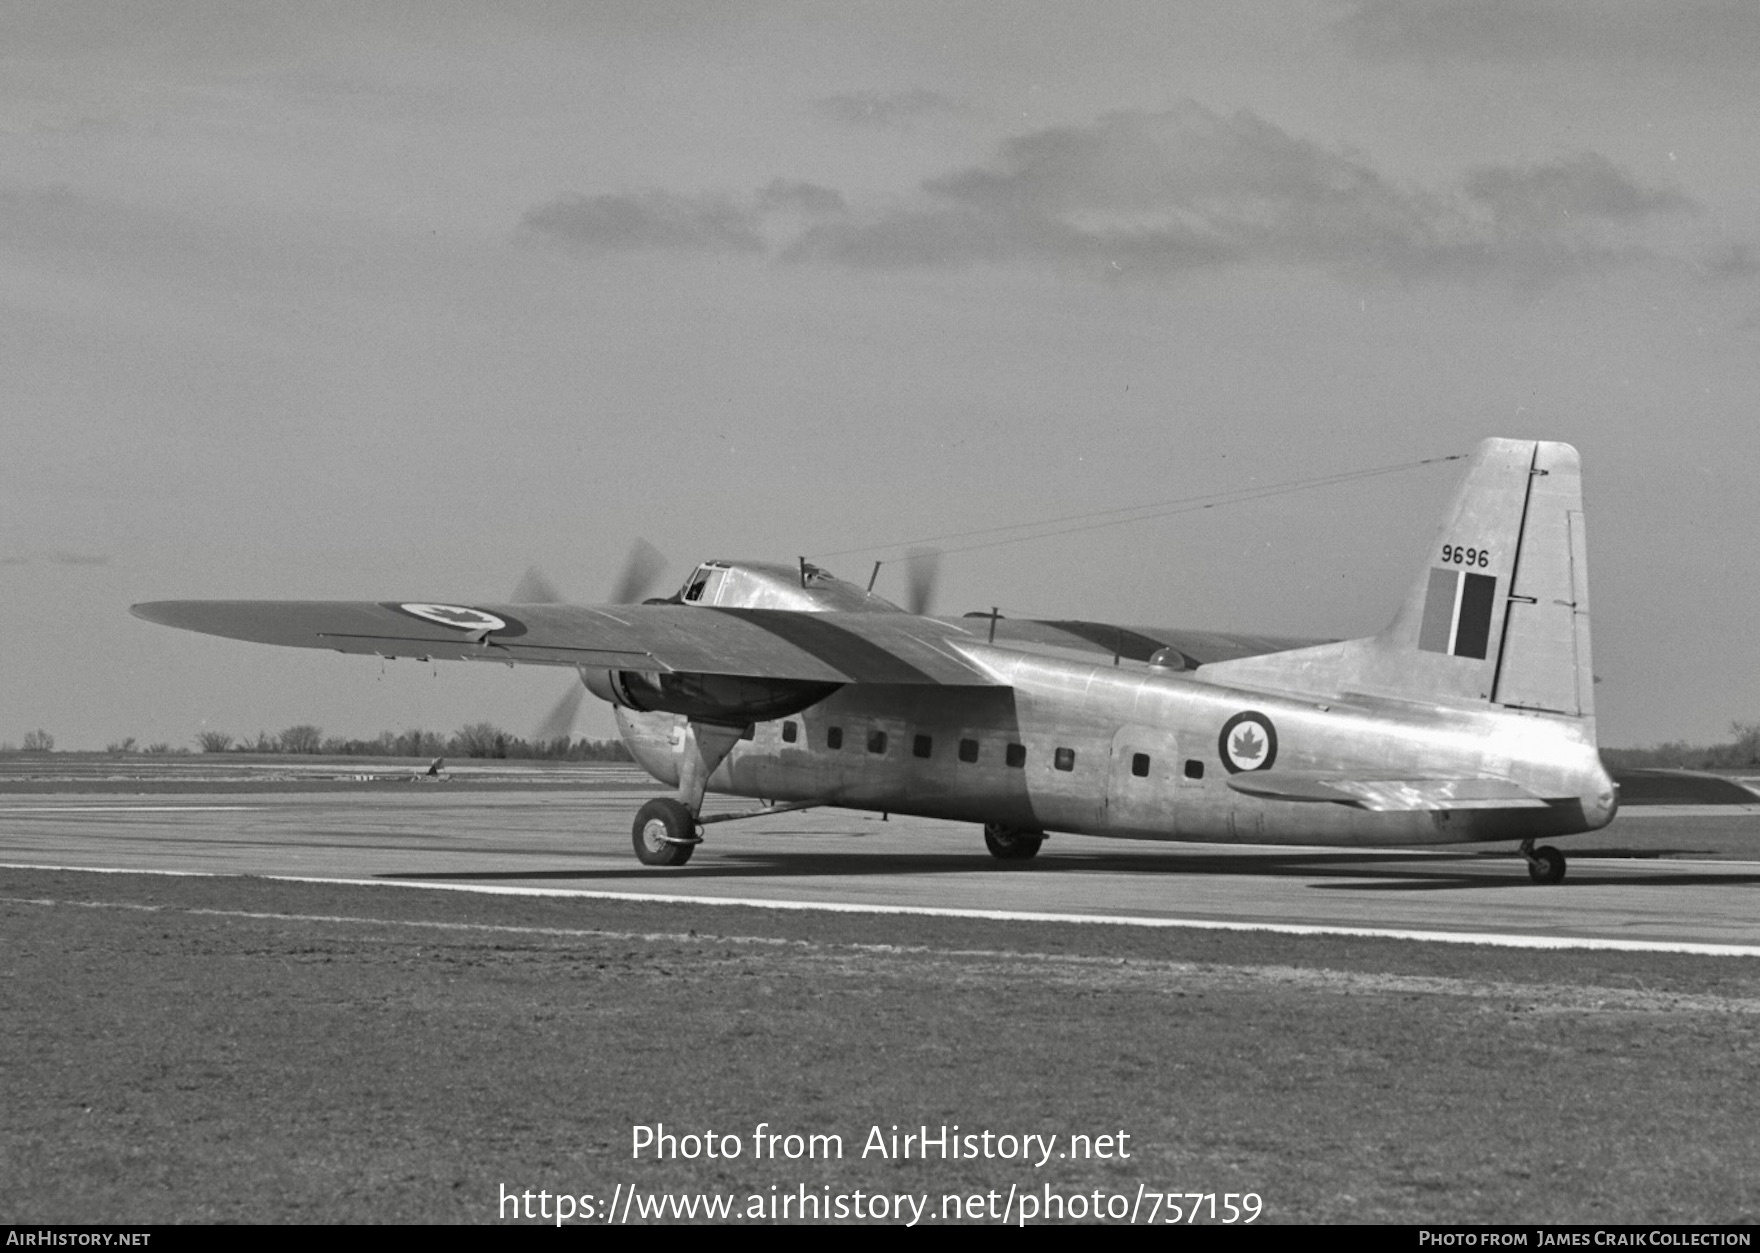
4 777 1759 953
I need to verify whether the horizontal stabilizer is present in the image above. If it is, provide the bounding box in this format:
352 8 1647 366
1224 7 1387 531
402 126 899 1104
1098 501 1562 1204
1226 771 1558 811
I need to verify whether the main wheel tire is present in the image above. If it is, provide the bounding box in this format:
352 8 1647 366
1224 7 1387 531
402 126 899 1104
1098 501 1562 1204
1527 845 1566 885
983 822 1043 861
633 798 697 867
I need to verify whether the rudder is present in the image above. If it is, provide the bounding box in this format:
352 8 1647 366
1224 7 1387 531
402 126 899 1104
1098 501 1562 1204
1490 442 1592 717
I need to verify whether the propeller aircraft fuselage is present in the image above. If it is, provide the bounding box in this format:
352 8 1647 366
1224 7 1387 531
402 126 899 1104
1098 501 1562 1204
133 438 1615 883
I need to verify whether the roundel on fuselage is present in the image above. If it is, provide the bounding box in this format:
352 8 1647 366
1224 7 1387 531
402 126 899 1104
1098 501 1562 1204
1218 711 1277 773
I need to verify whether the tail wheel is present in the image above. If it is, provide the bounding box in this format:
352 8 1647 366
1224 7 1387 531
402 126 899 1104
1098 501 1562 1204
1527 845 1566 885
633 798 698 867
983 822 1043 861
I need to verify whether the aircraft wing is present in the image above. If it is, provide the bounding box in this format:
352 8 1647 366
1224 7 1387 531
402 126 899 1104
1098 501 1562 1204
130 600 1003 686
979 617 1328 668
1225 771 1560 810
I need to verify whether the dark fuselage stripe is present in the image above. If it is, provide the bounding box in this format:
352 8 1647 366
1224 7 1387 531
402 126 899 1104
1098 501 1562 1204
1034 620 1169 662
706 609 941 684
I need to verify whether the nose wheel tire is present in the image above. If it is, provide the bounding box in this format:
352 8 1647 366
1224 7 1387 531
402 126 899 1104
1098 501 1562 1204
1525 844 1566 885
633 798 699 867
984 823 1044 861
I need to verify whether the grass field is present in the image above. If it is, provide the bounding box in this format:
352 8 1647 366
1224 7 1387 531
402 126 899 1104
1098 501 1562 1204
4 868 1758 1225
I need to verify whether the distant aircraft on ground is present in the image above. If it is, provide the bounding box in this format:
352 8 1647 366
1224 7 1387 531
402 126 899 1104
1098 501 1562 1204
134 438 1612 883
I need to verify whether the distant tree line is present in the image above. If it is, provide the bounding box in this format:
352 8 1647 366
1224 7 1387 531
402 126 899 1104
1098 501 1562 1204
191 722 632 761
1600 722 1760 771
0 724 631 761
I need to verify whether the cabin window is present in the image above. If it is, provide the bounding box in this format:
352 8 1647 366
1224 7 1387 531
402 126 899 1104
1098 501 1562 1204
913 734 933 759
740 725 755 741
958 738 979 764
868 729 888 755
1184 759 1204 780
1131 752 1150 778
827 726 843 750
782 721 798 744
1054 747 1076 772
1005 742 1026 768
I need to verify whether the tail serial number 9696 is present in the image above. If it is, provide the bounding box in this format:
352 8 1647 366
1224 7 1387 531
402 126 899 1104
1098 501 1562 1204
1441 545 1491 567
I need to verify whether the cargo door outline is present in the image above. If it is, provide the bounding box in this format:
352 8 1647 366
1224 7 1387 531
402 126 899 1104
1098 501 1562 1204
1105 724 1181 837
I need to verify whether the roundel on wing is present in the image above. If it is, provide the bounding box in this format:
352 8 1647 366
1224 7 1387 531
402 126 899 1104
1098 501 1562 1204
396 603 508 632
1218 711 1277 774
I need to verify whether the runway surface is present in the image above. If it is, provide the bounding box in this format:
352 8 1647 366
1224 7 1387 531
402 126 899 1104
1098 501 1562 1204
5 779 1760 952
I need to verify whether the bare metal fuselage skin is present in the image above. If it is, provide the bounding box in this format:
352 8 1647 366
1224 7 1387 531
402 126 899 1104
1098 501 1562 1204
616 643 1614 848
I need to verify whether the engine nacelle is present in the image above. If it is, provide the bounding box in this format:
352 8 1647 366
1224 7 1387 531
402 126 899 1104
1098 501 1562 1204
584 669 840 724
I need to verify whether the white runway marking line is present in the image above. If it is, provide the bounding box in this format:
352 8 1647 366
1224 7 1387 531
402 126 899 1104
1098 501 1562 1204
9 894 1760 1013
0 805 261 813
4 861 1760 956
1620 804 1760 817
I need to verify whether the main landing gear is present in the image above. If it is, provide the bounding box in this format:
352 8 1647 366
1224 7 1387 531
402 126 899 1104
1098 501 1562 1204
1519 838 1567 885
983 822 1044 861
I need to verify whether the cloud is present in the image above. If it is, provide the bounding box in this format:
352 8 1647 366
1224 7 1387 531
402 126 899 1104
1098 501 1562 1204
1464 153 1696 226
813 89 965 127
521 103 1727 284
521 180 846 256
1702 243 1760 279
1336 0 1760 66
781 105 1709 282
521 191 764 253
785 104 1425 274
45 550 110 566
0 551 111 569
922 105 1394 219
754 179 846 217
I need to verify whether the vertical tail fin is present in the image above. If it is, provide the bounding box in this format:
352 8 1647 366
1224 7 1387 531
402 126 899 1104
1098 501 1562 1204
1201 438 1594 718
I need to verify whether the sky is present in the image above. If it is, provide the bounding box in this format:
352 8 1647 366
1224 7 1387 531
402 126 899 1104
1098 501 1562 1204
4 1 1758 750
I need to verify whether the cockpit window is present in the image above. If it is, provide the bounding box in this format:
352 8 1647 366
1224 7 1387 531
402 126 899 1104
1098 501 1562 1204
682 565 727 604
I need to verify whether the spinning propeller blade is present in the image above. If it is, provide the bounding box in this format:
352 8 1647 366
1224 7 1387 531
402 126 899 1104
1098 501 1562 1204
534 678 587 743
518 539 667 741
904 547 942 616
608 538 667 605
510 566 565 604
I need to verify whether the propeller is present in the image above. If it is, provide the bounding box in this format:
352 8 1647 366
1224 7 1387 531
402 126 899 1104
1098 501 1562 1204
510 566 565 605
534 681 587 743
903 547 942 616
607 537 667 606
520 539 668 742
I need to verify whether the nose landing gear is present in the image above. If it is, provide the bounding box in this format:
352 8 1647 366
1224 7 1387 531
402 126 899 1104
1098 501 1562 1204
632 798 700 866
629 795 828 866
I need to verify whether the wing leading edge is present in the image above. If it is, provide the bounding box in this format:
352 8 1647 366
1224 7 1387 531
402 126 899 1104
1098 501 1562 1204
129 599 1002 687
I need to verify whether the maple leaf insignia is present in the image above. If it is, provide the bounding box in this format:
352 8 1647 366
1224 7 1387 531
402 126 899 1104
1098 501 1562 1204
400 603 507 632
423 606 484 625
1231 725 1265 763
